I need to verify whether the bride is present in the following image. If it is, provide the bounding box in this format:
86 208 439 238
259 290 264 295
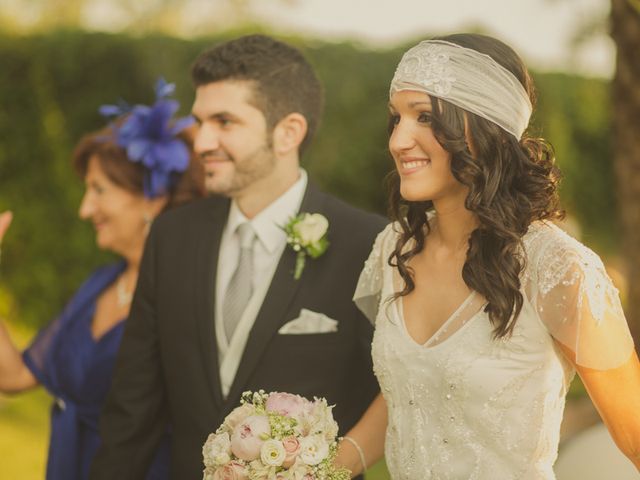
336 33 640 479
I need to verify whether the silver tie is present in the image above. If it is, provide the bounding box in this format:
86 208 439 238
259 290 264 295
223 222 255 341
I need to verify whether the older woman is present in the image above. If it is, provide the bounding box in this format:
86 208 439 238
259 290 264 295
0 80 204 479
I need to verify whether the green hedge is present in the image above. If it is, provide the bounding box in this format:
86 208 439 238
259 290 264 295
0 30 615 328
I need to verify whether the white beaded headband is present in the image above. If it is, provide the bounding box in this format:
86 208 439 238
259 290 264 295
390 40 532 139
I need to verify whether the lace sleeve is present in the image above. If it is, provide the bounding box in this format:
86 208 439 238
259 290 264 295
531 225 634 370
353 223 394 324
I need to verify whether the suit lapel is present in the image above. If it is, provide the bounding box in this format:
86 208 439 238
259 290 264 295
195 197 230 409
225 183 326 406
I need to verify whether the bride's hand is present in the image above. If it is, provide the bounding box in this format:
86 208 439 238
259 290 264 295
0 211 13 245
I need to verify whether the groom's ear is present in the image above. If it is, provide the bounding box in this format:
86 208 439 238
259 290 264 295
272 113 307 156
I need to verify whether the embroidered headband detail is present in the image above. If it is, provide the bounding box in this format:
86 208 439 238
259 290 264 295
390 40 532 139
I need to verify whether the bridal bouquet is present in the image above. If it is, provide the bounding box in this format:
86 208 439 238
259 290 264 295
202 390 351 480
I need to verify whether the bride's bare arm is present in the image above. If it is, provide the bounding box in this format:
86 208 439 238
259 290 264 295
557 341 640 471
335 393 388 477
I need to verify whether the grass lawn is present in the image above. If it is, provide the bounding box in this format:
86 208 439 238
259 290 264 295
366 460 391 479
0 320 49 479
0 389 50 479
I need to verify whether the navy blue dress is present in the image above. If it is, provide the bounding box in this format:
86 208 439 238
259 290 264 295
23 262 170 480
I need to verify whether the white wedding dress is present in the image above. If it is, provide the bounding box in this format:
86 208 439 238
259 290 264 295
354 221 634 480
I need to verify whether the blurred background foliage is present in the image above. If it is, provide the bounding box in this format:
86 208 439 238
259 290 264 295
0 30 617 330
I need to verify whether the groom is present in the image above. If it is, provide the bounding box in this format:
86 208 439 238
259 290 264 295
91 35 384 479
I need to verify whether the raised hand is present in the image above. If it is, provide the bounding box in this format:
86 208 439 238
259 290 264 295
0 211 13 245
0 210 38 392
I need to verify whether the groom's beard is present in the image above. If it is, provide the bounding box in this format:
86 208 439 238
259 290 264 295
201 143 276 197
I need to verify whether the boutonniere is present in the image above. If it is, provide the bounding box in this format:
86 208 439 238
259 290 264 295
283 213 329 280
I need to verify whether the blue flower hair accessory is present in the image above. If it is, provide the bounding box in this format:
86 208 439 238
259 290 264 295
99 78 195 198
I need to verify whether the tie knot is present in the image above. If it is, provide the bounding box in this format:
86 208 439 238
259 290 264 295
236 222 255 248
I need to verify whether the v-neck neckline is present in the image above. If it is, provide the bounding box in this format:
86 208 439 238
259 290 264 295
397 290 478 347
86 301 127 344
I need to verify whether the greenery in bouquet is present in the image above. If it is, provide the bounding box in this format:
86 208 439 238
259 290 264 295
202 390 351 480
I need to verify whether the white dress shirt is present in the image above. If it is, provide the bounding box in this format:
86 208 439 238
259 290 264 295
215 170 308 397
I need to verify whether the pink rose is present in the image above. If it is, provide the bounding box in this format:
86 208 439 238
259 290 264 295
281 436 301 468
266 392 309 419
231 415 270 461
212 461 247 480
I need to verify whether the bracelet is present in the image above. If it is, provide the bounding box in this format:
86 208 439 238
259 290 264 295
342 435 367 472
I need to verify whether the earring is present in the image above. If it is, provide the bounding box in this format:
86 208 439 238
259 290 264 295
143 212 152 236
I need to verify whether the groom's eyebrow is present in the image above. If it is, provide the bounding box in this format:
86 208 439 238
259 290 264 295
192 111 239 123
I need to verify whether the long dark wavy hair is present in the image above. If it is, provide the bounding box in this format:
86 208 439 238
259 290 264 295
388 33 564 339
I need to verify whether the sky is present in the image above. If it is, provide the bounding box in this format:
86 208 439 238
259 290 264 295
248 0 614 78
73 0 615 78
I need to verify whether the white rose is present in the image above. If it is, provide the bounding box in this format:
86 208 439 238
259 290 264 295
294 214 328 245
260 439 286 467
298 435 330 465
202 432 232 467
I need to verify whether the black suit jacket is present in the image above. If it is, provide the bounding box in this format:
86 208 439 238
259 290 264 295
91 183 385 479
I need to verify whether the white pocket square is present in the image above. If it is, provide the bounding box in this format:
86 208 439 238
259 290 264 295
278 309 338 334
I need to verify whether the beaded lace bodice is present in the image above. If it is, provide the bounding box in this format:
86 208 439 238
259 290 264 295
354 221 633 480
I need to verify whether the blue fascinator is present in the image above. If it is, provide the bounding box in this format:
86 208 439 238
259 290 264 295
99 78 195 198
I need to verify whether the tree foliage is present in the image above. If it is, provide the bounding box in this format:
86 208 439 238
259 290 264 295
0 31 615 328
610 0 640 344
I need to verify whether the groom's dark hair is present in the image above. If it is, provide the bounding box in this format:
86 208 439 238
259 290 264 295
191 34 324 154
